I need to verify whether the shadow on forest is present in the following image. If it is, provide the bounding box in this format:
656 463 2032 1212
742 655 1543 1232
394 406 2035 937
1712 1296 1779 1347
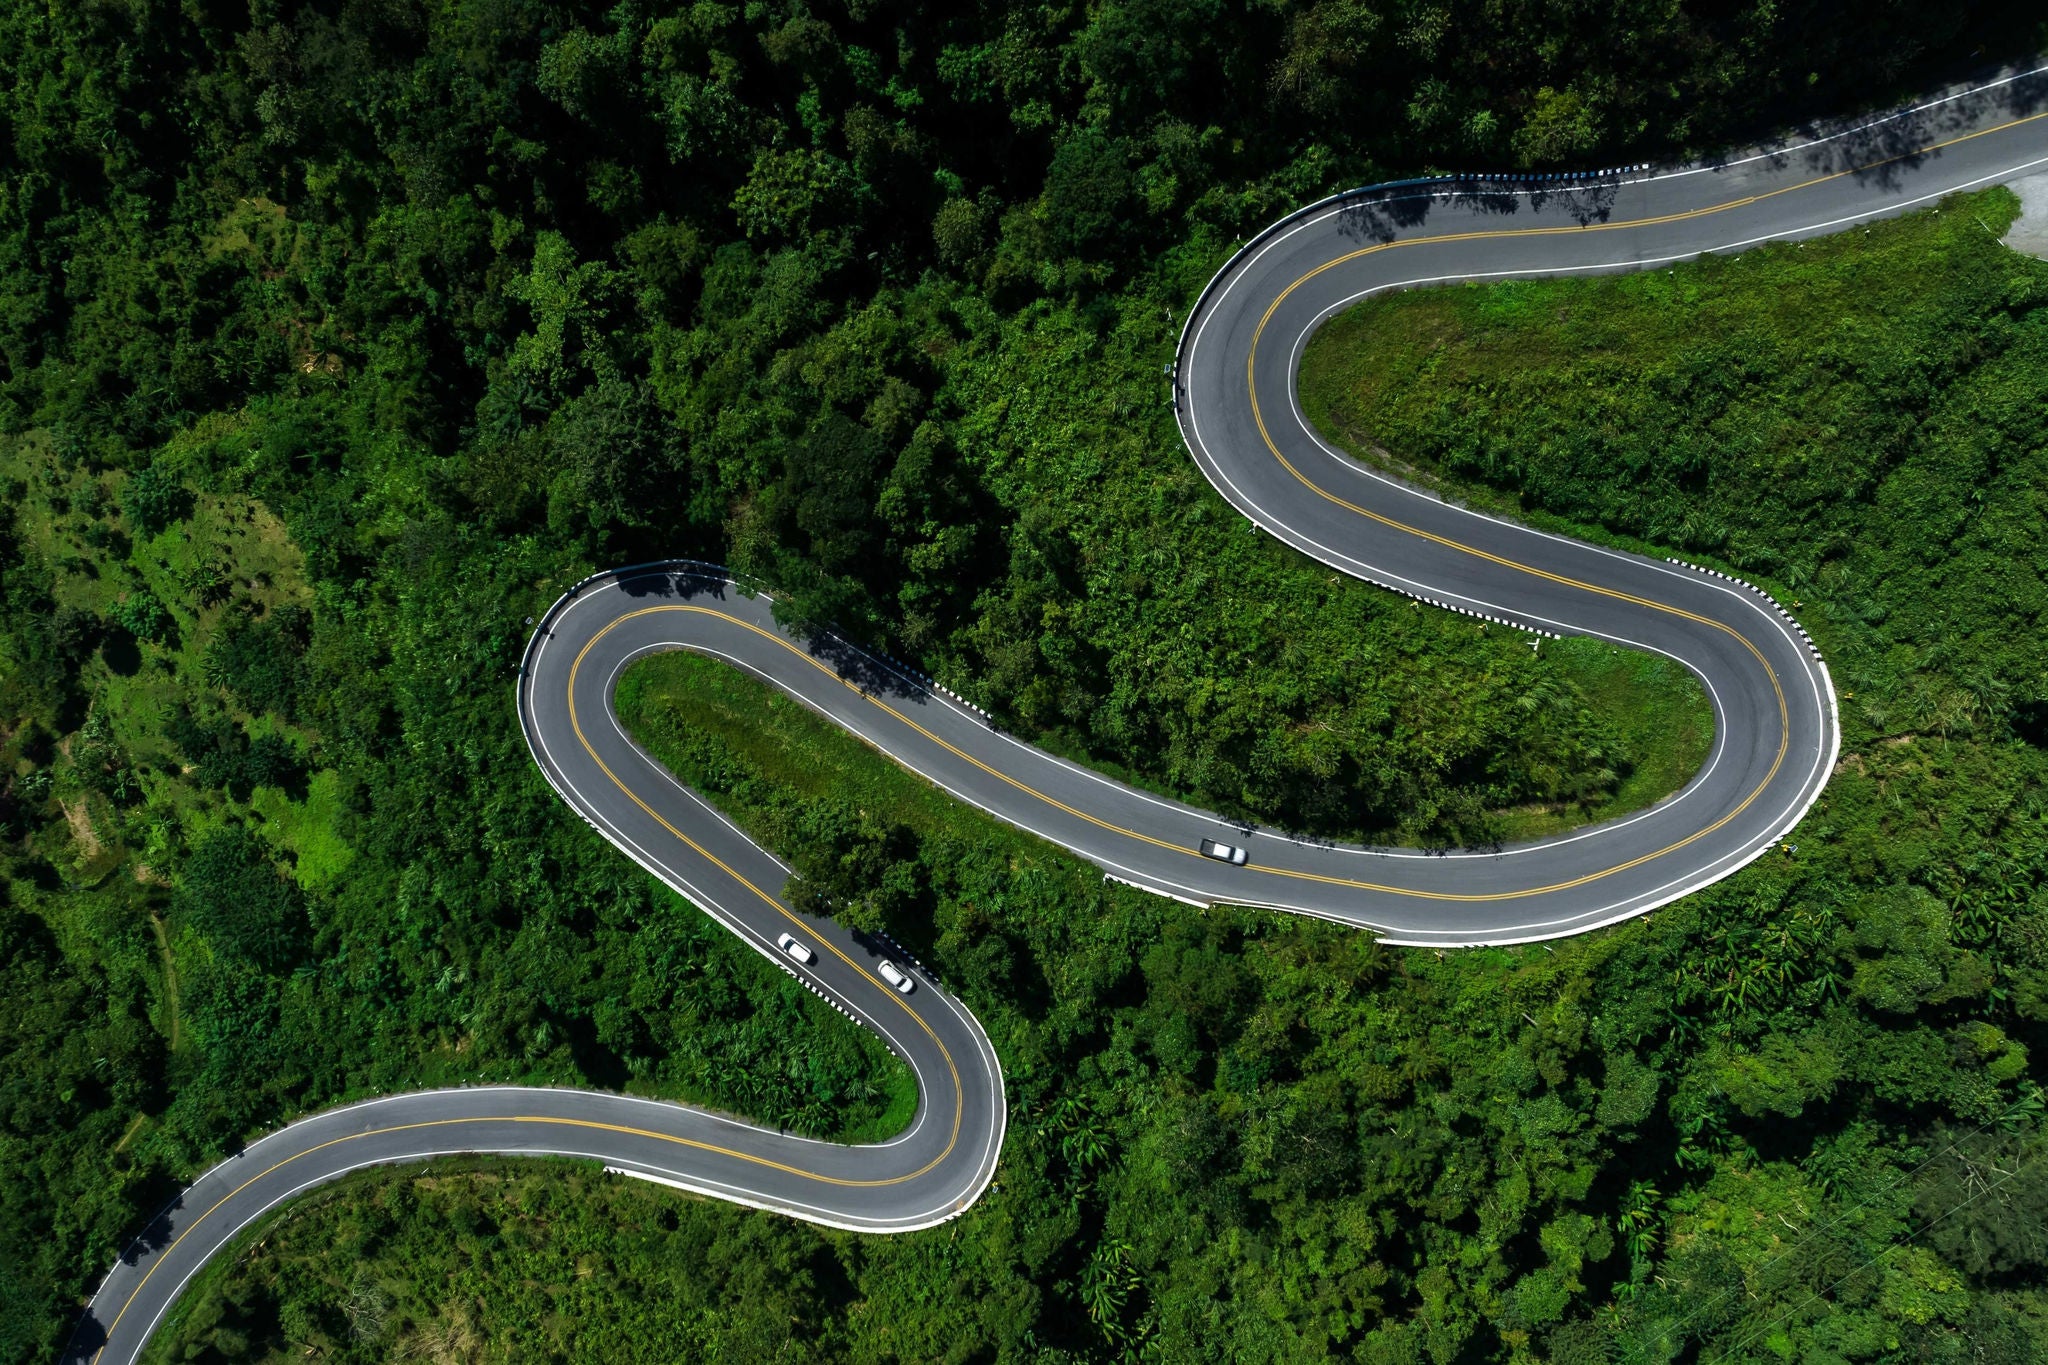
59 1163 195 1362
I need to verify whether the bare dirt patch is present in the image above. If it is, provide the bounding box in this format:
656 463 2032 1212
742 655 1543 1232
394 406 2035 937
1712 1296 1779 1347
59 796 102 859
2002 173 2048 261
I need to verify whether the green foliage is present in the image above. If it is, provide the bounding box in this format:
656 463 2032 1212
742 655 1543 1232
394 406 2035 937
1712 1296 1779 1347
733 147 862 242
1042 131 1134 255
113 588 171 644
202 608 309 718
0 892 167 1360
505 233 624 401
49 605 102 666
119 467 193 538
178 828 310 973
3 0 2047 1360
166 709 303 802
785 815 925 936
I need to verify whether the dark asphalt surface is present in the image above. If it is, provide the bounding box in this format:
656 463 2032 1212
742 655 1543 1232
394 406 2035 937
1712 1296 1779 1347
67 59 2048 1364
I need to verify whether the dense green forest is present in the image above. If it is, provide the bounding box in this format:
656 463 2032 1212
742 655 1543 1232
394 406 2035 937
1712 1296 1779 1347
6 0 2048 1360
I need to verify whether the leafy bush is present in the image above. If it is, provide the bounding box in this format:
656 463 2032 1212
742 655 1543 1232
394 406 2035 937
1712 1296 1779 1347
47 605 100 665
165 707 304 800
784 809 926 935
119 466 193 536
176 827 309 972
203 610 308 717
111 589 170 644
245 733 307 798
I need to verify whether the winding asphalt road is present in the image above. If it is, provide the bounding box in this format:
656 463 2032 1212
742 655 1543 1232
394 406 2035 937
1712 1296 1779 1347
66 59 2048 1364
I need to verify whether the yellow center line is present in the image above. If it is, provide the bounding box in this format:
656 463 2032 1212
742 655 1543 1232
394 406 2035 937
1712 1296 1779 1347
89 99 2048 1365
567 615 965 1173
89 1102 962 1361
615 604 1759 902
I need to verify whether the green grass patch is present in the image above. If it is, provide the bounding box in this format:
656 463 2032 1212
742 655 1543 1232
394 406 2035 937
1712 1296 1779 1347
1494 636 1715 842
615 651 933 1143
616 648 975 841
249 768 357 891
1296 188 2032 586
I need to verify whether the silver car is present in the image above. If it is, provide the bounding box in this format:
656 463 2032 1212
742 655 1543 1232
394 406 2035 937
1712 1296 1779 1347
1199 838 1249 866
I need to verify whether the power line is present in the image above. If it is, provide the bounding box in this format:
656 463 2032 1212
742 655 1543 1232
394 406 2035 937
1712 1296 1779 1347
1637 1092 2042 1354
1708 1126 2045 1363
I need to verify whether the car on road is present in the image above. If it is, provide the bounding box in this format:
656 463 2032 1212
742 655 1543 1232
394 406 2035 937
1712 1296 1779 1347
777 933 816 965
877 959 915 994
1199 838 1249 866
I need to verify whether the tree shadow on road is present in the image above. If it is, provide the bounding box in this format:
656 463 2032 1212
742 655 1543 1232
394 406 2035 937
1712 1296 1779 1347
1736 63 2048 194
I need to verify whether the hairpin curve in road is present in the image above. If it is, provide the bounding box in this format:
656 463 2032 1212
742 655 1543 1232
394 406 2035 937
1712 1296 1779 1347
64 56 2048 1364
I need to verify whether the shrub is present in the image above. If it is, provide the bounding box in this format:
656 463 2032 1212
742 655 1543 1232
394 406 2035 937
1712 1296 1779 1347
119 466 193 536
176 827 309 972
112 590 170 644
203 613 307 716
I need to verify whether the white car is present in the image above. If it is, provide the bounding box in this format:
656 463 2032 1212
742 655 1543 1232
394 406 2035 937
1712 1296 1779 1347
1199 838 1249 866
877 959 915 994
776 933 816 966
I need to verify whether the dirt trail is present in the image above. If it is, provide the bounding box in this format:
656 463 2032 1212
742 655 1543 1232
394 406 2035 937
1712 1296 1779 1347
58 796 102 859
149 913 182 1053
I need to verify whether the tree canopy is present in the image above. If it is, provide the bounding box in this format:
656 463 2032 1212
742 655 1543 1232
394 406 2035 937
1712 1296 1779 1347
1 1 2046 1361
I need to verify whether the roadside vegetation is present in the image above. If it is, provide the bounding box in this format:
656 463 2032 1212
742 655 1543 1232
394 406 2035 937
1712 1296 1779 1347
5 1 2048 1362
161 575 2048 1361
1486 637 1713 843
140 1159 852 1364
